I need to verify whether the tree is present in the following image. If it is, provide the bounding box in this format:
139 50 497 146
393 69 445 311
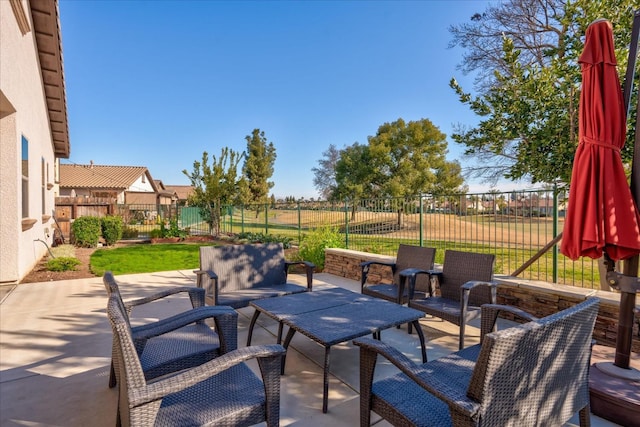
332 118 465 220
182 148 244 235
368 118 464 197
333 142 378 219
448 0 637 186
243 129 277 216
312 144 341 200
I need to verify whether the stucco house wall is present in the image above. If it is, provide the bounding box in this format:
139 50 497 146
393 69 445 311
0 0 69 284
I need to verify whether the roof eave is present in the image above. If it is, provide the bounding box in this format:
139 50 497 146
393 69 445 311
30 0 70 158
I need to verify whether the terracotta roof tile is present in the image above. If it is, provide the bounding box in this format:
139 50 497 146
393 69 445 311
164 185 194 200
59 164 148 189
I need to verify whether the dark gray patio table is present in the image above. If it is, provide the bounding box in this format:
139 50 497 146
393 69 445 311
247 287 427 413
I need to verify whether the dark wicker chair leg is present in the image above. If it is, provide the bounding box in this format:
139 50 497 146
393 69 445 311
579 404 591 427
247 309 261 346
109 361 116 388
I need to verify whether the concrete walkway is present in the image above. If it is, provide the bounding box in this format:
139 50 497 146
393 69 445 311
0 271 621 426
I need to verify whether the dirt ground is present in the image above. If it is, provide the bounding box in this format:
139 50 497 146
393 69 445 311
20 247 98 284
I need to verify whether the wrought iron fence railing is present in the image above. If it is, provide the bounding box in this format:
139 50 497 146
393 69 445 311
74 188 608 289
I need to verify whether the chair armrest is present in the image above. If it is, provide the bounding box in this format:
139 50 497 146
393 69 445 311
133 306 238 353
353 337 479 418
360 260 397 290
193 269 219 305
479 303 538 341
285 260 315 289
361 260 396 269
399 268 432 299
460 280 499 315
461 280 498 291
125 286 206 311
133 344 286 407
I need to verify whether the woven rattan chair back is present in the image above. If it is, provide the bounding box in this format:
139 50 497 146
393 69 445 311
467 298 599 425
394 244 435 293
438 250 495 305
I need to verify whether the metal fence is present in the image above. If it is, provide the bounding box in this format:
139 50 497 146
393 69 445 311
112 188 609 289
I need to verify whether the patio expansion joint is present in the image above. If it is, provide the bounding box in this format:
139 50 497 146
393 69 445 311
0 371 42 385
0 285 17 305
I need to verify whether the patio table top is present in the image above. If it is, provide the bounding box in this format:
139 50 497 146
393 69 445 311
249 287 427 412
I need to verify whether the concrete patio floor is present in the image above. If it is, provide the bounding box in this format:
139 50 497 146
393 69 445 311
0 271 623 426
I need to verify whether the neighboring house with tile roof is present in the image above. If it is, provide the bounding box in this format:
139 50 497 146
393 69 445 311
59 163 175 206
1 0 70 284
154 180 179 205
163 184 194 205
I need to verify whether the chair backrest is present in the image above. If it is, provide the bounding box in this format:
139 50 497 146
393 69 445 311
103 271 131 328
107 294 148 425
394 244 435 291
467 298 599 426
439 250 495 304
199 243 287 291
103 270 118 296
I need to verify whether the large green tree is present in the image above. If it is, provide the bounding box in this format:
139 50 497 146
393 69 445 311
182 148 245 235
333 142 378 204
449 0 638 186
368 118 464 197
243 129 276 215
332 118 464 219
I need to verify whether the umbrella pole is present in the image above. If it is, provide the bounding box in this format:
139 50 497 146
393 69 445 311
611 9 640 371
612 90 640 368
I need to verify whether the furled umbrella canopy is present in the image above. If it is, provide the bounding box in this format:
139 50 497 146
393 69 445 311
561 19 640 261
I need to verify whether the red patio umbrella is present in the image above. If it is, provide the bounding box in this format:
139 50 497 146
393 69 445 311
561 19 640 262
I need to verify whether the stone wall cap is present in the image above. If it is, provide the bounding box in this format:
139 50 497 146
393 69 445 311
325 247 394 262
495 275 598 299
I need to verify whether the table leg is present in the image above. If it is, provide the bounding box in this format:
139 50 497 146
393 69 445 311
277 322 284 344
411 320 427 363
246 309 262 346
281 327 297 375
323 346 331 413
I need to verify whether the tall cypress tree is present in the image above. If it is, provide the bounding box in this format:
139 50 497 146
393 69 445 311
243 129 276 216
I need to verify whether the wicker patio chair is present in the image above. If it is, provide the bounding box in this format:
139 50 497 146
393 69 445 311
360 244 436 304
403 250 496 349
196 243 315 309
103 271 238 388
355 298 600 427
107 294 286 427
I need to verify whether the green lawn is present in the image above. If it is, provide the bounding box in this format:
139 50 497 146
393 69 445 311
88 239 597 288
90 243 213 276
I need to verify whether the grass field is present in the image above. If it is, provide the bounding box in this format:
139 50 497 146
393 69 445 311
101 205 602 288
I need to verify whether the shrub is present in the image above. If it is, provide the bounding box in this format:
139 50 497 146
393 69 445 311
152 217 187 239
121 226 139 239
298 225 344 271
164 218 187 238
46 257 81 272
235 232 293 248
71 216 101 248
101 215 123 245
149 228 164 238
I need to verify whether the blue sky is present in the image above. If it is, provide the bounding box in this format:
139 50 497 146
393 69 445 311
59 0 528 199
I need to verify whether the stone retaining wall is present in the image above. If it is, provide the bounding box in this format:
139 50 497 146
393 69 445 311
324 248 640 353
